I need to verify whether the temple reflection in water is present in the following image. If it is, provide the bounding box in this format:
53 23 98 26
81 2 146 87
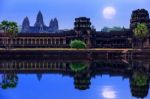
0 57 150 99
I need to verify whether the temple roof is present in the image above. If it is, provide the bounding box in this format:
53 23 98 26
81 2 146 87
16 30 75 37
95 29 132 37
0 29 133 37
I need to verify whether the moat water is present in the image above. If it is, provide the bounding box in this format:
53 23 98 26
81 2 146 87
0 57 150 99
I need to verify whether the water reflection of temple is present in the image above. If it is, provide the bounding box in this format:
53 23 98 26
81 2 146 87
0 59 150 98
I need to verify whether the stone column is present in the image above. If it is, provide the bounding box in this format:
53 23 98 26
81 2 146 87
51 39 52 45
49 39 50 45
31 39 33 44
58 39 60 45
38 39 40 45
22 38 25 45
47 38 48 45
27 39 29 44
50 39 52 45
63 39 66 44
54 38 56 45
43 38 44 45
147 38 149 46
35 39 37 45
39 39 42 45
19 39 21 45
86 38 91 48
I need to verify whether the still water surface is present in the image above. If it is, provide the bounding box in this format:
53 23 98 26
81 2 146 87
0 58 150 99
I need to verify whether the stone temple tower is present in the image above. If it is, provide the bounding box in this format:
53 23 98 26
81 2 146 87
21 11 59 33
53 18 59 31
22 17 30 33
49 18 59 32
130 9 150 48
74 17 92 48
34 11 45 27
130 9 150 30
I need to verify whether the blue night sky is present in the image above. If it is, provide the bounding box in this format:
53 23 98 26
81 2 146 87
0 0 150 30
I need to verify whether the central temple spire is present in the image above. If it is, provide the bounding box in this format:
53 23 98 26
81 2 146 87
34 10 44 27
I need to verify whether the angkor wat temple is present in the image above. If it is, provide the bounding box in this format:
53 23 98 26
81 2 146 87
0 9 150 48
21 11 59 33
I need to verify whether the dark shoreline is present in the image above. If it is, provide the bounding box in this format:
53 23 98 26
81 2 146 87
0 49 150 59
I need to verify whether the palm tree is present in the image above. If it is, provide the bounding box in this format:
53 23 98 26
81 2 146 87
133 23 149 48
0 73 18 90
8 21 18 35
0 23 2 30
1 20 9 33
7 22 18 48
0 20 18 48
0 20 9 48
132 71 148 86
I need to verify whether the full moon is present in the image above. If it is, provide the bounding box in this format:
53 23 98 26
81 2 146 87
102 7 116 19
101 86 117 99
